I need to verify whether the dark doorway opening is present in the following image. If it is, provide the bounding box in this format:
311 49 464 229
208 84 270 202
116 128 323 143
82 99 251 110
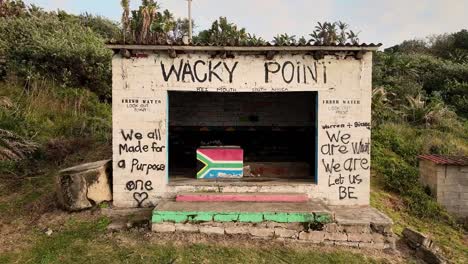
168 91 317 183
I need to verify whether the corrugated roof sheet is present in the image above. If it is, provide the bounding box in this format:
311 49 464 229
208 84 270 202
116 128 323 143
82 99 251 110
418 155 468 166
107 39 382 48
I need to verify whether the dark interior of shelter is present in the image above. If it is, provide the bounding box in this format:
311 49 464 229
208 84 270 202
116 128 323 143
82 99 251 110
168 92 317 183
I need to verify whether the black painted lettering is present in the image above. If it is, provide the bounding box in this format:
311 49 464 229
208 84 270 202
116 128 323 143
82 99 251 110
282 61 294 83
193 60 207 82
209 61 223 82
339 186 347 200
323 64 327 83
161 60 183 81
182 62 195 82
135 132 143 140
264 62 280 82
120 129 134 141
117 160 126 168
223 62 238 83
307 62 318 82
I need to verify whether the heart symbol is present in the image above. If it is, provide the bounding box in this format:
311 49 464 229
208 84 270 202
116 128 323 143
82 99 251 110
133 192 148 207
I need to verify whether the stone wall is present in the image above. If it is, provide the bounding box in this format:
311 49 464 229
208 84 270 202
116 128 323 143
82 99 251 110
152 221 395 250
112 51 372 207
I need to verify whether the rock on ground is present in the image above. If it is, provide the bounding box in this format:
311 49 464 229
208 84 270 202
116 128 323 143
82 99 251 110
56 159 112 211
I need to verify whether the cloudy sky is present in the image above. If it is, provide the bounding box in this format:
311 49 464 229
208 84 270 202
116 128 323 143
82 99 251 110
25 0 467 47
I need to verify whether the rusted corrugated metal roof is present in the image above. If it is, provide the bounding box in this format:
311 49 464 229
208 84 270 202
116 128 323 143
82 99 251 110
418 155 468 166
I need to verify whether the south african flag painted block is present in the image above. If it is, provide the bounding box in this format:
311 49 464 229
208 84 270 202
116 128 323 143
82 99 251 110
196 147 243 179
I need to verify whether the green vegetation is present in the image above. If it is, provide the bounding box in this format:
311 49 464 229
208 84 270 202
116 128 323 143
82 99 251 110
370 32 468 263
0 0 467 263
0 218 387 264
0 1 115 99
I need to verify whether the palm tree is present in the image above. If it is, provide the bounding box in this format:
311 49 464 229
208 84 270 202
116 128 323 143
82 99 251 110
309 31 321 45
273 34 297 45
337 21 348 44
315 22 328 44
347 30 360 45
325 22 337 45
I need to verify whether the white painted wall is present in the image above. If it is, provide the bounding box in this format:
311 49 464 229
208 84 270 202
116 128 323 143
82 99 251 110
112 51 372 207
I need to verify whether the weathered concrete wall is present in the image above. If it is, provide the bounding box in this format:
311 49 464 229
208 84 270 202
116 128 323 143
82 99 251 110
112 51 372 207
418 159 439 194
419 160 468 217
436 165 468 217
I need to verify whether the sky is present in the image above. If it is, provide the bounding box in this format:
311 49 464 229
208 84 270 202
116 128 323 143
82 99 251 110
24 0 468 48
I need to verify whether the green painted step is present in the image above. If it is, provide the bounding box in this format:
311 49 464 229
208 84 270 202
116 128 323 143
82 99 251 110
152 201 332 224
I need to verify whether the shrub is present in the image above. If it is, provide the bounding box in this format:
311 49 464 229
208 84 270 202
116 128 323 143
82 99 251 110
0 15 113 99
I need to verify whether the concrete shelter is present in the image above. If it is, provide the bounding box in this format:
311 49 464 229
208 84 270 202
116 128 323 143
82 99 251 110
108 43 380 208
418 154 468 218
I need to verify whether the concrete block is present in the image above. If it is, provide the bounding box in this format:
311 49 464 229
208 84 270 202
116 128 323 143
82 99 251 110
324 232 348 242
152 223 175 233
199 226 225 235
56 160 112 211
334 241 359 248
190 213 213 222
287 213 314 222
213 214 239 222
266 222 305 231
358 242 384 249
298 231 325 243
175 223 199 232
225 226 249 235
315 213 332 223
249 227 274 237
342 224 371 234
238 213 263 223
371 233 385 243
152 214 163 223
347 233 373 243
324 223 343 233
161 213 188 223
402 228 433 249
264 213 289 223
274 228 297 238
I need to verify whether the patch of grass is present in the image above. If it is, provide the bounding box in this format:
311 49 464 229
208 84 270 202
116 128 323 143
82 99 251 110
371 188 467 263
0 216 387 264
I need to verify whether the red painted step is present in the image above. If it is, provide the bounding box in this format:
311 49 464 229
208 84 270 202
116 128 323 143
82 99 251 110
176 192 309 203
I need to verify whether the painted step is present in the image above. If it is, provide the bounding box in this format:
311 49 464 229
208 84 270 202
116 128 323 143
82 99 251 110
175 192 309 203
152 200 331 224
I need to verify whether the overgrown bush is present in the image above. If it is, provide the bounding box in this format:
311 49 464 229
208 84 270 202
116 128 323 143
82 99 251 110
0 14 113 99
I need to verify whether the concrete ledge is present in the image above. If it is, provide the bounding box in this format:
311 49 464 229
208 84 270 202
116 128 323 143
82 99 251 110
176 192 309 203
152 201 331 224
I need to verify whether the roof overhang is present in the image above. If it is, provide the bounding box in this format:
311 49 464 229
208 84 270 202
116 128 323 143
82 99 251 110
106 44 381 53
